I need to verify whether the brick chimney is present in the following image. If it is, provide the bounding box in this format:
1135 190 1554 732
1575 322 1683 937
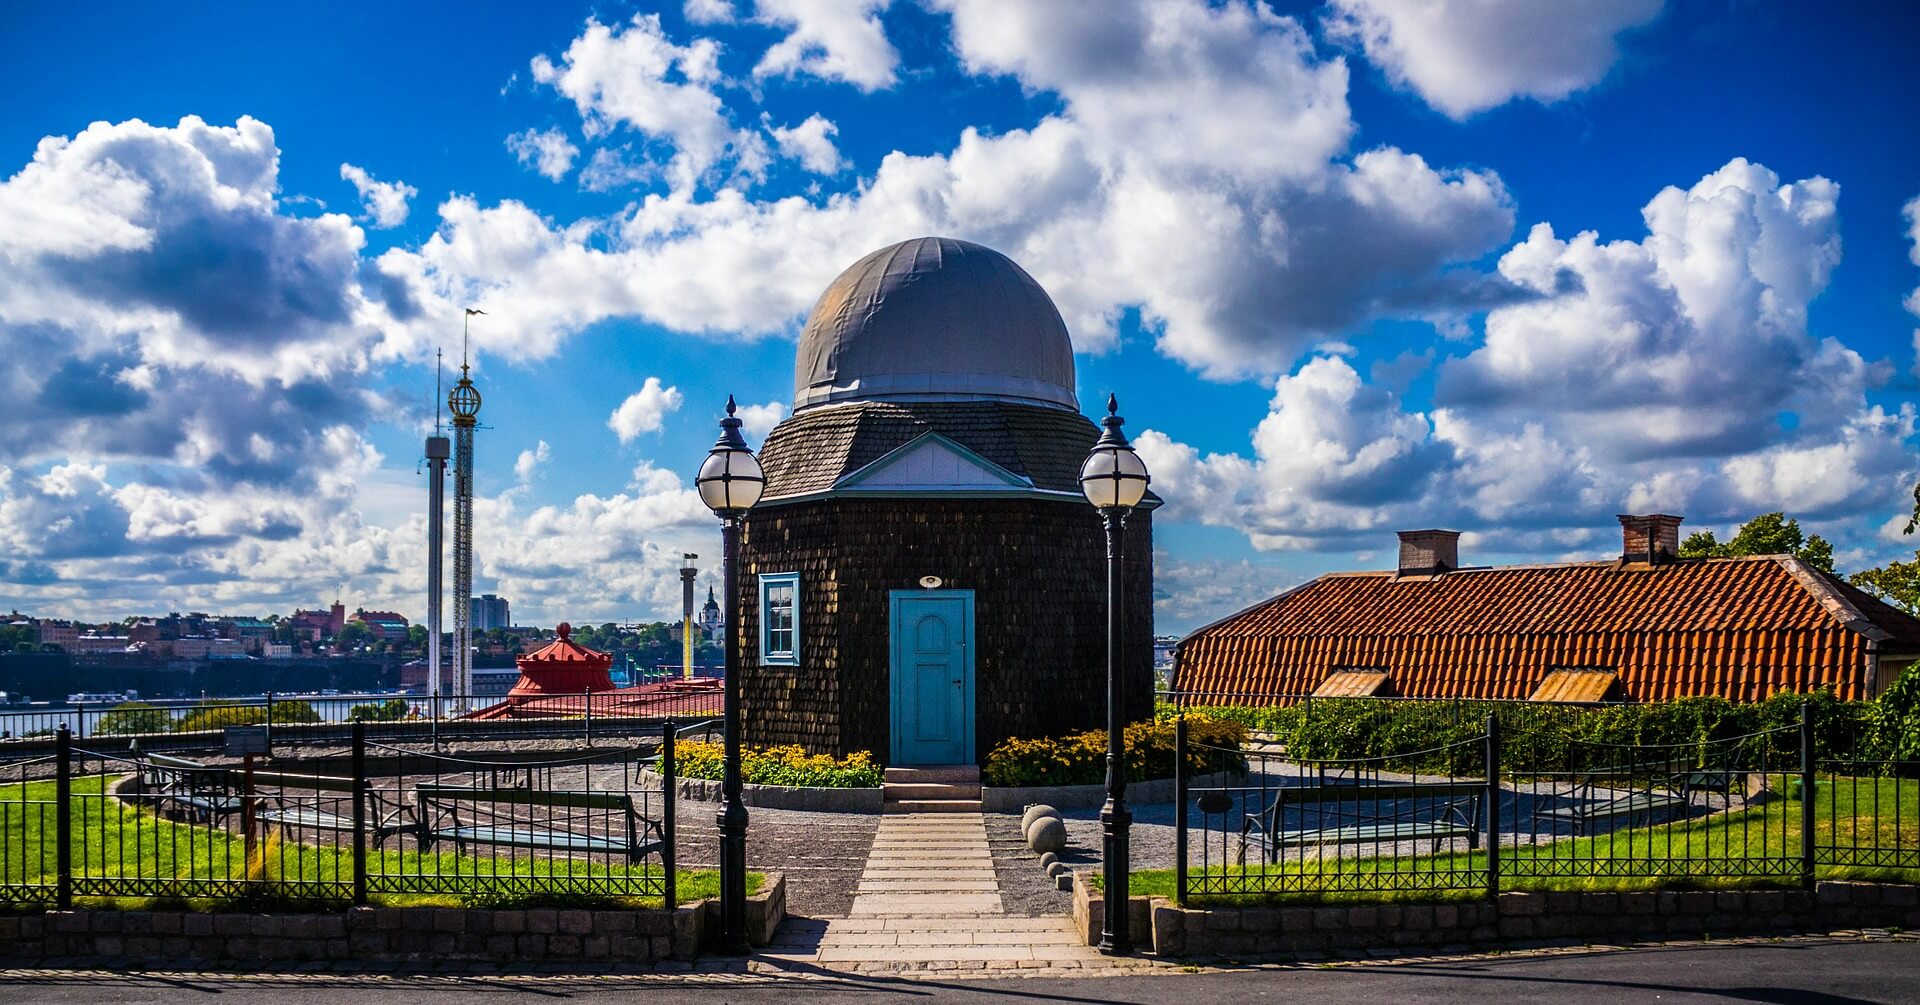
1397 529 1461 576
1618 514 1684 565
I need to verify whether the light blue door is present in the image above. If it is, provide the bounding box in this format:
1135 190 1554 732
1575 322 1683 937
889 591 975 766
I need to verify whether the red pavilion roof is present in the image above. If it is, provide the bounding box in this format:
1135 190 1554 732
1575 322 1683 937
507 622 614 696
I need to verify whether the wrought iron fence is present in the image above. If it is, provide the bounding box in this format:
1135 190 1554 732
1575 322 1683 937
1498 723 1801 887
0 688 726 764
0 720 687 908
1171 704 1919 903
1812 708 1919 874
1174 716 1493 899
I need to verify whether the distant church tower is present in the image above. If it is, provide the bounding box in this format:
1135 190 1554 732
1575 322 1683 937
447 310 485 707
699 586 722 642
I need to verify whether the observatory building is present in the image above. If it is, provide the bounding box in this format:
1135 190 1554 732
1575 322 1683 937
737 237 1156 764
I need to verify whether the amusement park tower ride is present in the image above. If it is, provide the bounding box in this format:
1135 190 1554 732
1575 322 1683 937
447 309 485 707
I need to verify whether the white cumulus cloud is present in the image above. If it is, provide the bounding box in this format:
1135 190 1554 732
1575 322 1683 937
767 114 845 174
530 13 767 192
608 377 685 442
753 0 898 92
506 127 580 181
1324 0 1663 119
338 162 416 228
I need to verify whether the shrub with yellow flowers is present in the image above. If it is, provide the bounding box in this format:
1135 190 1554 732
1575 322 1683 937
982 717 1246 787
674 740 883 788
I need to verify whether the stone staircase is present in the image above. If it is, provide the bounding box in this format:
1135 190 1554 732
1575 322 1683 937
883 765 982 813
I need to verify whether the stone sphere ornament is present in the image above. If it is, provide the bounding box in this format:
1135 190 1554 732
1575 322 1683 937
1027 815 1068 854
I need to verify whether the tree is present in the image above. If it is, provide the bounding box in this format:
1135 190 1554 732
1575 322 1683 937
1851 553 1920 614
406 624 428 650
337 621 374 652
1678 512 1834 572
96 702 171 736
348 698 409 722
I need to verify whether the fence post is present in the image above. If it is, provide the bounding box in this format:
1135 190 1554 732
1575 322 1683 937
352 719 368 905
55 724 72 910
661 720 677 910
264 689 274 754
1173 714 1187 907
584 688 593 747
1484 713 1500 900
1800 702 1816 891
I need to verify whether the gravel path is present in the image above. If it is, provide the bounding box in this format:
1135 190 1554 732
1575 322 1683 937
672 797 877 919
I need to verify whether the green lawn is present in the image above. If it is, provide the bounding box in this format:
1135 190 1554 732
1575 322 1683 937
0 775 753 911
1105 774 1920 906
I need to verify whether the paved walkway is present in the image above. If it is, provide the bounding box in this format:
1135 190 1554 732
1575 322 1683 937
757 812 1149 975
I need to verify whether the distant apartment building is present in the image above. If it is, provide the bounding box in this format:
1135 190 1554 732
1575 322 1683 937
263 643 294 659
288 602 346 641
71 634 133 655
470 595 510 632
351 610 411 642
225 618 274 653
171 636 246 659
34 620 78 649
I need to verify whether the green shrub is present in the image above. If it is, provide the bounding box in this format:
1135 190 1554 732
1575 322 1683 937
982 717 1247 787
674 741 882 788
173 699 318 733
348 698 410 722
95 702 172 736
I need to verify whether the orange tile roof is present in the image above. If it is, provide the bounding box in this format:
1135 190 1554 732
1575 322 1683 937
1175 555 1920 704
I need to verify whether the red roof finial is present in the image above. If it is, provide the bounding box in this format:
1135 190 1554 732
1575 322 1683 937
557 621 571 639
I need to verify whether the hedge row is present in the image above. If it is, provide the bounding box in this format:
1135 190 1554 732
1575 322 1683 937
1159 667 1920 775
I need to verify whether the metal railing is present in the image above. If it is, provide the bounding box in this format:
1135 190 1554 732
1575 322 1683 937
1171 704 1918 903
0 720 690 908
0 688 727 764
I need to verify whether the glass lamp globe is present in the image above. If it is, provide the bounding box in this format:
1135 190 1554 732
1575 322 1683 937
1079 393 1151 511
696 396 765 515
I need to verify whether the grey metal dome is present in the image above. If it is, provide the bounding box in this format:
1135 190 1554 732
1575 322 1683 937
793 237 1078 412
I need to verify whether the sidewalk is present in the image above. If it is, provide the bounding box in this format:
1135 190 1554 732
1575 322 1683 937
751 811 1170 977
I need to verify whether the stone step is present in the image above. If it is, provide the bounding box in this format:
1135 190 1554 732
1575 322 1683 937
884 765 980 784
883 798 984 813
883 781 983 800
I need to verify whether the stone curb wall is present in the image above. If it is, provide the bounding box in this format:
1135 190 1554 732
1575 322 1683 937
639 767 883 813
1072 876 1920 959
981 771 1238 812
0 873 786 967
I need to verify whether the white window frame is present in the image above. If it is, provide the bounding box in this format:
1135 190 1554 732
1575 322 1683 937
758 572 800 666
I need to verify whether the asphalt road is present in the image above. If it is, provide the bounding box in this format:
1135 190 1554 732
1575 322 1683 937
3 938 1917 1004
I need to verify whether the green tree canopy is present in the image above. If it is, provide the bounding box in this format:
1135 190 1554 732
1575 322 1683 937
1677 512 1834 572
96 702 171 736
1850 553 1920 614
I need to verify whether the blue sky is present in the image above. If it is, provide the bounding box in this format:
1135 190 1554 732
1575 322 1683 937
0 0 1917 633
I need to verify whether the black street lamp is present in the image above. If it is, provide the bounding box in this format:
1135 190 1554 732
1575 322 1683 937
695 395 765 955
1079 392 1151 956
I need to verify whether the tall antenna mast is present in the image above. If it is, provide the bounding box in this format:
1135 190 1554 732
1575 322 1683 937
435 348 444 436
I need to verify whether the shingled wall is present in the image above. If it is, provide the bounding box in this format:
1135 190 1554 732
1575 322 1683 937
735 496 1153 761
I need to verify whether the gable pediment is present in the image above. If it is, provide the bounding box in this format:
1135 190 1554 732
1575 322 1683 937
834 432 1033 492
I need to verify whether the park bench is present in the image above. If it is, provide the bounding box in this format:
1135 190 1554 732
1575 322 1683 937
247 770 417 843
1536 757 1742 836
1239 781 1484 865
413 784 660 863
136 752 245 823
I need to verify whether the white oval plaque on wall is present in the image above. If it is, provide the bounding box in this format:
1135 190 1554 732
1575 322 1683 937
918 575 944 589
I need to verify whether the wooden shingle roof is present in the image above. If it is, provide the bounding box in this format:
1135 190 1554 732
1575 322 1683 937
1175 555 1920 703
757 400 1104 499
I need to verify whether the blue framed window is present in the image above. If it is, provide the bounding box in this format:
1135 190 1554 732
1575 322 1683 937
759 572 800 665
